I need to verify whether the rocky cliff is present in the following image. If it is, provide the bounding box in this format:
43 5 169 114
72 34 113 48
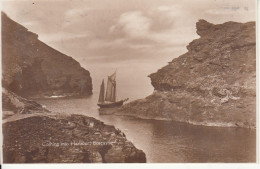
2 12 92 98
118 20 256 128
3 114 146 163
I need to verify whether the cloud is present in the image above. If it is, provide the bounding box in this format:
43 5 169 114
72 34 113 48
109 10 197 49
111 11 151 38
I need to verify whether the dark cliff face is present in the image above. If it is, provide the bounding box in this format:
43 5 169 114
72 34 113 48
2 12 92 98
119 20 256 128
3 114 146 163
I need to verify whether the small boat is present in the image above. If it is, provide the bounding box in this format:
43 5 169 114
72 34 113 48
97 71 128 108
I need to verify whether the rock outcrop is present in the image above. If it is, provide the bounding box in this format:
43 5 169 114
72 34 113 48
2 87 49 119
3 114 146 163
117 20 256 128
2 12 92 98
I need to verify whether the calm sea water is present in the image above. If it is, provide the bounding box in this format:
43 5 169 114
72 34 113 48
37 91 256 163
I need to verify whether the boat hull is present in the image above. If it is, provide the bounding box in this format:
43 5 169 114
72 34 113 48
97 99 129 108
97 100 124 108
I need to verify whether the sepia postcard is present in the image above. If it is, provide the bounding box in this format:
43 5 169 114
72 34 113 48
0 0 258 167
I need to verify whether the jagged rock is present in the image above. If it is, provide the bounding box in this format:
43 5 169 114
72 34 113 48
2 114 146 163
2 87 48 119
196 19 214 36
1 12 92 98
117 20 256 128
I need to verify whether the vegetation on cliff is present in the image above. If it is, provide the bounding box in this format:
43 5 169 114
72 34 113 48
118 20 256 128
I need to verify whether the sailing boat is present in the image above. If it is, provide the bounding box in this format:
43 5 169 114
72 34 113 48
97 71 128 108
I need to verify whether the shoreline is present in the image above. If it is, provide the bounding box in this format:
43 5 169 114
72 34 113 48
109 111 256 129
30 93 93 100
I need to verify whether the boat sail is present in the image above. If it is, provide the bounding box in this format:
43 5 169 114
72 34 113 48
98 79 105 103
105 72 116 102
97 71 128 108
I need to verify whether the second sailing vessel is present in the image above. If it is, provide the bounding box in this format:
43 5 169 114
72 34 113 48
97 71 128 108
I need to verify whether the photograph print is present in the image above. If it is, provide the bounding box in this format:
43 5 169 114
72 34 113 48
1 0 256 163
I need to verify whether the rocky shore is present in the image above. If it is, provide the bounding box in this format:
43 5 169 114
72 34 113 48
2 87 49 119
113 20 256 129
3 114 146 163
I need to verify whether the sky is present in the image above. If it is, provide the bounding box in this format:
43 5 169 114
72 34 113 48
1 0 256 100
